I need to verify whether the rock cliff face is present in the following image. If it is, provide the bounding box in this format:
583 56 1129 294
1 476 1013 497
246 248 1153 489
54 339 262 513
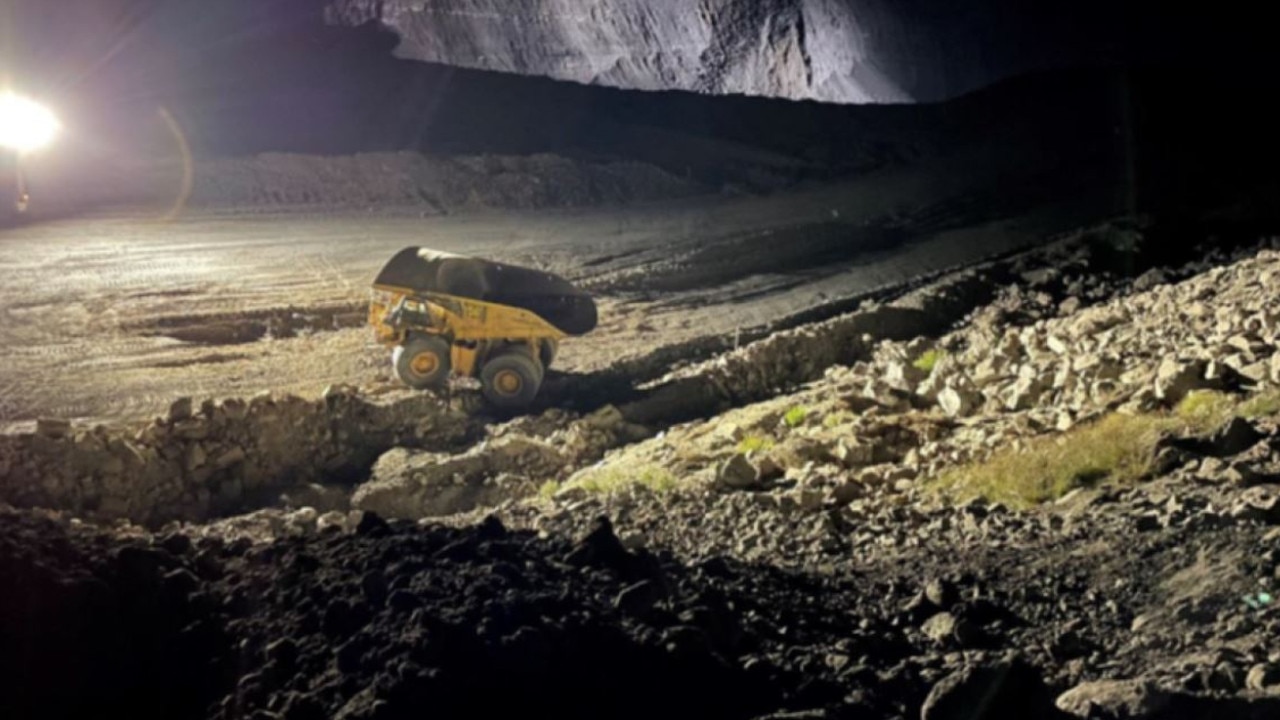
325 0 1122 103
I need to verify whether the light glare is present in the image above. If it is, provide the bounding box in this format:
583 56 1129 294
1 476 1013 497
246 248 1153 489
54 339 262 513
0 93 61 153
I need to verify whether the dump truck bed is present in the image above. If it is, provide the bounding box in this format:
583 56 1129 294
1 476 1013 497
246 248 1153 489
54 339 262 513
372 247 597 336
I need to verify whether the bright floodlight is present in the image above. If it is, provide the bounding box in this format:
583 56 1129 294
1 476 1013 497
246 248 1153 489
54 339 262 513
0 93 60 153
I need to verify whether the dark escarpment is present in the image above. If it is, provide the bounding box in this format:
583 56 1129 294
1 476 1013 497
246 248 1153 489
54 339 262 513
326 0 1274 104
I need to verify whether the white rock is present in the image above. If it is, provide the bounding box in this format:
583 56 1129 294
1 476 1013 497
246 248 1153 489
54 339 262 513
316 510 347 533
833 439 875 468
1239 360 1270 383
716 453 759 489
937 387 974 418
1002 376 1042 411
1154 357 1210 404
1056 680 1170 718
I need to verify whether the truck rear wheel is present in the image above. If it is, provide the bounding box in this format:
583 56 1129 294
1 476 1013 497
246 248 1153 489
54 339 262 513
480 351 543 409
393 335 452 390
540 339 559 368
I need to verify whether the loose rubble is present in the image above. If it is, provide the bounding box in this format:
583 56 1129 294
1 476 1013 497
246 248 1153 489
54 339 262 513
0 387 477 524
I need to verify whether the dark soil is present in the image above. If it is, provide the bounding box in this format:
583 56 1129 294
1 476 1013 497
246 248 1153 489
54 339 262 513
3 511 890 720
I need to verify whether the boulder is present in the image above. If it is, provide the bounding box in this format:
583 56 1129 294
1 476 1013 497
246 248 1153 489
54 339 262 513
924 578 957 608
168 397 194 423
1246 663 1280 691
832 438 875 468
281 483 351 513
937 387 975 418
922 659 1063 720
35 418 71 439
183 443 207 473
1210 417 1263 457
921 611 980 648
1154 358 1211 404
1002 376 1044 411
213 446 247 470
1055 679 1170 719
1232 485 1280 524
886 360 927 389
716 453 759 490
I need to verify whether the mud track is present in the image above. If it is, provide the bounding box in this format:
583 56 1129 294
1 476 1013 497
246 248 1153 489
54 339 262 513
126 303 368 345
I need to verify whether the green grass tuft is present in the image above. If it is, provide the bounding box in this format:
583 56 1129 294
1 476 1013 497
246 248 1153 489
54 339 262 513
736 435 775 454
1238 388 1280 420
566 464 679 496
930 385 1280 510
1175 390 1236 434
1174 387 1280 429
823 411 856 429
913 349 945 374
931 413 1167 508
783 406 809 429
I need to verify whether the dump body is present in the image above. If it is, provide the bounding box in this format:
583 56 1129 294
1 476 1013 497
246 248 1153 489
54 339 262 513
372 247 596 336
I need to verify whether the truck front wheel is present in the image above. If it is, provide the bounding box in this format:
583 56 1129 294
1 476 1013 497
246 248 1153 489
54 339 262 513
393 335 452 390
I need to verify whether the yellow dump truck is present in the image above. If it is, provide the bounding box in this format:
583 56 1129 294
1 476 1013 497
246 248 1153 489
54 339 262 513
369 247 597 409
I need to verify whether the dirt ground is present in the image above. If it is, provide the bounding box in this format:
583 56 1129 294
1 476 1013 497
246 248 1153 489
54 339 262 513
0 138 1115 430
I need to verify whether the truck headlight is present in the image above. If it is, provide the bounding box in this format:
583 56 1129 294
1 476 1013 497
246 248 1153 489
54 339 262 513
0 93 60 153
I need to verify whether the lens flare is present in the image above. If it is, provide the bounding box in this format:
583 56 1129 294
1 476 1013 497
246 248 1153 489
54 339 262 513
0 94 61 153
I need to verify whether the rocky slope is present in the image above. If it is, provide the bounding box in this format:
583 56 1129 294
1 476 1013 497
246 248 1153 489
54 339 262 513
433 235 1280 571
325 0 1179 104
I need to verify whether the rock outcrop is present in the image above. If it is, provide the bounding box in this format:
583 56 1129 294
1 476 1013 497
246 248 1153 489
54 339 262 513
325 0 1209 104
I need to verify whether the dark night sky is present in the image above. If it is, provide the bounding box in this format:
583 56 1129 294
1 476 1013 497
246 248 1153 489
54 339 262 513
1 0 1276 156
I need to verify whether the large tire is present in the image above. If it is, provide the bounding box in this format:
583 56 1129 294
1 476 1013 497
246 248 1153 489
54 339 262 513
393 335 452 390
539 339 559 369
480 351 543 409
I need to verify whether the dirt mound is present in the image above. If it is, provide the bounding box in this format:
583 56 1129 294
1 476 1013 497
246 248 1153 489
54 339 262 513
188 152 705 211
17 150 707 218
0 511 229 720
0 508 955 720
201 515 791 720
